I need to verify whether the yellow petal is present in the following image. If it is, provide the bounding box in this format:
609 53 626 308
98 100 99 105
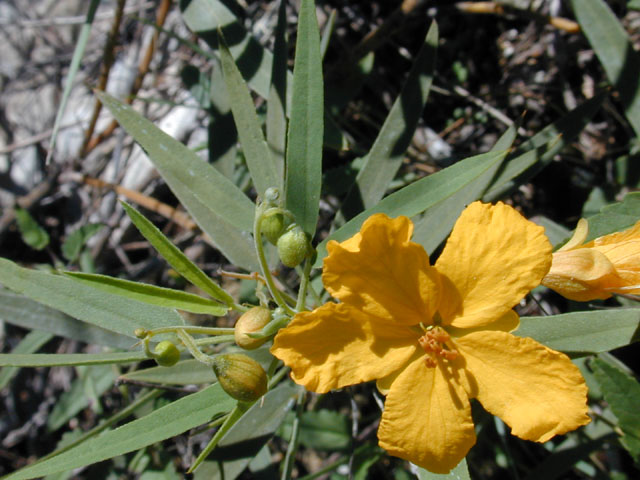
436 202 552 328
270 302 418 393
324 214 441 326
456 331 590 442
542 248 620 301
378 356 476 473
558 218 589 251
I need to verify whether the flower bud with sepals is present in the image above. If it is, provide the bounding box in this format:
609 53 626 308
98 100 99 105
235 306 272 350
212 353 268 402
277 224 311 267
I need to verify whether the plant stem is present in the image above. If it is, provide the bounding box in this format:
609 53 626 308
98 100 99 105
188 404 246 473
254 204 296 316
176 330 215 366
149 326 235 336
281 389 306 480
295 258 312 311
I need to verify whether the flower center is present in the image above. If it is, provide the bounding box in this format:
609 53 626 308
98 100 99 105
418 325 458 368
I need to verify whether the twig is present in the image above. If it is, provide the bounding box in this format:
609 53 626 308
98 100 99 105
81 0 127 156
84 0 172 154
455 2 580 34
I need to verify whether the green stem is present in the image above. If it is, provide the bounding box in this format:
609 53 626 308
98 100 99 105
176 330 215 366
254 205 296 316
268 366 290 389
148 326 235 336
281 389 306 480
297 444 374 480
188 404 246 473
295 258 312 311
194 335 235 346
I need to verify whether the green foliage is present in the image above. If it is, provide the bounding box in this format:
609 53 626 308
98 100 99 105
14 208 49 250
592 357 640 462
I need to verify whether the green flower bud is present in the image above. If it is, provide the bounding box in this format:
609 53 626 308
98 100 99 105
234 306 272 350
153 341 180 367
134 328 148 339
277 225 310 267
212 353 268 402
261 213 288 245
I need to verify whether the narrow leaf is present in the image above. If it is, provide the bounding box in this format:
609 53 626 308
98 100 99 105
570 0 640 137
4 384 235 480
0 290 133 349
65 272 227 316
584 192 640 241
316 150 506 264
266 0 288 176
0 258 183 338
95 90 258 271
411 126 514 253
516 309 640 357
219 33 281 196
592 357 640 461
484 93 605 201
285 0 324 236
0 351 147 367
121 202 235 306
180 0 346 151
120 359 217 385
341 22 438 219
0 330 53 389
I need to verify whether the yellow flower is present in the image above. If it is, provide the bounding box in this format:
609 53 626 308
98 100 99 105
271 202 590 473
542 218 640 301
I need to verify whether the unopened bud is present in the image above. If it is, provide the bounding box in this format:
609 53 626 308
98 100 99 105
212 353 268 402
235 307 272 350
134 328 148 339
277 225 310 267
261 213 288 245
153 341 180 367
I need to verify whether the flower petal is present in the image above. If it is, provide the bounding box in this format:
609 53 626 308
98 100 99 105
324 214 441 326
456 331 590 442
436 202 552 328
543 248 620 301
378 356 476 473
271 302 418 393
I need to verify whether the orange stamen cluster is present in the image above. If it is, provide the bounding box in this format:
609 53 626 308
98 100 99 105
418 326 459 368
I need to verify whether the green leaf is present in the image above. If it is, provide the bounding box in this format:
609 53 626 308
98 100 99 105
416 458 471 479
61 223 104 262
516 309 640 357
411 126 514 253
484 93 605 201
341 22 438 219
279 409 351 451
4 383 235 480
570 0 640 137
591 357 640 461
121 202 235 306
0 351 146 367
0 330 53 389
47 365 117 432
46 0 99 164
65 272 228 316
219 32 281 196
0 289 134 349
0 258 183 338
522 434 615 480
584 192 640 241
95 90 258 271
266 0 288 175
195 383 298 480
120 359 217 385
316 150 506 264
14 208 50 250
179 0 346 151
284 0 324 236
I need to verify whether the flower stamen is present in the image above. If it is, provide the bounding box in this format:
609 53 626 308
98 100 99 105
418 326 458 368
